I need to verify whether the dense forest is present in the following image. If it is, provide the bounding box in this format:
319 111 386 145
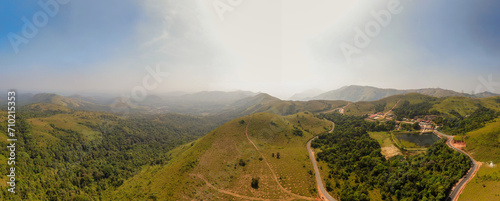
313 113 471 200
0 108 219 200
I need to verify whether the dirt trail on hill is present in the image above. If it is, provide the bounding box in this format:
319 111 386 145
245 116 315 200
191 174 271 201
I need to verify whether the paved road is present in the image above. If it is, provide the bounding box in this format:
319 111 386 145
434 131 478 201
307 121 337 201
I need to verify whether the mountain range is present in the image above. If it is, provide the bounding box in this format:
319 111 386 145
2 86 498 116
293 85 499 102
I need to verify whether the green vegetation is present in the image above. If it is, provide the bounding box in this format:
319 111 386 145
464 117 500 162
0 105 219 200
313 113 471 200
318 113 395 132
435 106 499 135
251 177 260 189
393 100 437 119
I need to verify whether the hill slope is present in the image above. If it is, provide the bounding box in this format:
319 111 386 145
104 112 332 200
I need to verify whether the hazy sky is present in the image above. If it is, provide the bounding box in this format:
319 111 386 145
1 0 499 99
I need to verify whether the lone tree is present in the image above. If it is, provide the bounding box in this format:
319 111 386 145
272 153 274 157
276 152 280 159
239 159 246 166
239 120 245 125
251 177 260 189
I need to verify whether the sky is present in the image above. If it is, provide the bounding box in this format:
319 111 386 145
1 0 499 99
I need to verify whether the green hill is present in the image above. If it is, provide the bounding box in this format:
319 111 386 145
104 112 332 200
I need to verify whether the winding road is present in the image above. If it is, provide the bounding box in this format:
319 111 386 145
434 130 478 201
307 121 337 201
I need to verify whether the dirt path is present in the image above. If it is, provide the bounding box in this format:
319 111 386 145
244 116 315 201
383 99 401 118
339 103 350 115
191 174 271 201
319 103 351 115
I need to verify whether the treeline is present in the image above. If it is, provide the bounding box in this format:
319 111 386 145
435 106 499 135
313 114 471 200
0 111 219 200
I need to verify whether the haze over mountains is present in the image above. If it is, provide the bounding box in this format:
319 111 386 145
292 85 499 102
4 86 498 115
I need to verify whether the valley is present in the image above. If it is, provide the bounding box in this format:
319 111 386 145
1 89 499 200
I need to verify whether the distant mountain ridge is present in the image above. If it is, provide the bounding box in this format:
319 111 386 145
289 88 325 100
6 87 498 115
307 85 499 102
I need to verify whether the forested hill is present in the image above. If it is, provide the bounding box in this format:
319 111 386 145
0 103 219 200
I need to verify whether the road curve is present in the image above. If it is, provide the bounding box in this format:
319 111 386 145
434 131 478 201
307 121 337 201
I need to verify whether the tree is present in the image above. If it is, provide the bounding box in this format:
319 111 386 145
272 153 274 157
292 128 303 136
251 177 259 189
276 152 280 159
239 120 245 124
413 122 421 130
239 159 246 166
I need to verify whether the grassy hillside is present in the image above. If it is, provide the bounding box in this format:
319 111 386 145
105 112 332 200
432 96 480 116
458 118 500 201
464 117 500 163
344 93 436 116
